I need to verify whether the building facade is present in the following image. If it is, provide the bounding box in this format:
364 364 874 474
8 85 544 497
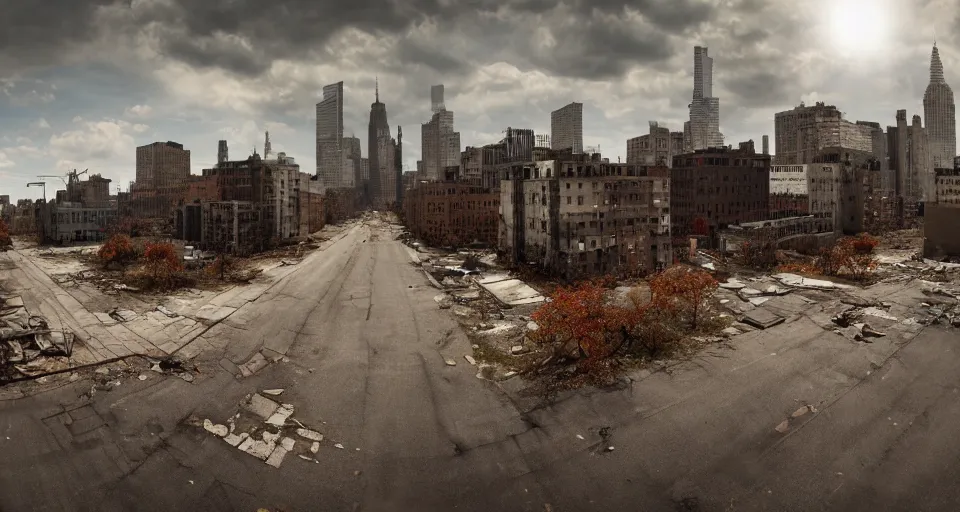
670 146 771 241
499 155 671 279
421 105 461 183
626 121 685 167
550 102 583 154
769 164 842 233
316 81 344 189
403 182 500 247
887 110 931 201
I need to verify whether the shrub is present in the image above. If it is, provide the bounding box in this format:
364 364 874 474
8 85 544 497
97 234 137 266
141 242 183 289
736 240 779 269
0 218 11 249
649 266 719 329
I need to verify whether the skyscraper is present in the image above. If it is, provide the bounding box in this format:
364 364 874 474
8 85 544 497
923 43 956 170
550 102 583 154
421 84 461 181
687 46 724 151
316 81 344 189
368 79 393 206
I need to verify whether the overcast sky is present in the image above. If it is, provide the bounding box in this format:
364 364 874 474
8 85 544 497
0 0 954 200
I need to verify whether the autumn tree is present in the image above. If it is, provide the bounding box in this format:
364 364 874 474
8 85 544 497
736 239 778 269
141 242 183 289
649 266 718 329
97 234 138 267
0 218 11 250
531 278 642 364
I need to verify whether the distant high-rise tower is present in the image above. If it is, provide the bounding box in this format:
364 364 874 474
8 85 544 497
421 84 461 181
431 85 445 113
923 43 956 170
263 131 272 159
687 46 724 151
551 102 583 154
217 140 229 165
762 135 769 155
369 79 398 207
316 81 344 189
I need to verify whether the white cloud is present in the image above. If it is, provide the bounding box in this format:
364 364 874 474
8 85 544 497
0 78 56 107
0 151 14 168
125 104 153 118
48 118 139 170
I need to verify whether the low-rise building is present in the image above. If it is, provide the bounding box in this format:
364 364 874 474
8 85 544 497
499 154 671 279
626 122 685 167
924 166 960 258
670 146 771 244
403 182 500 247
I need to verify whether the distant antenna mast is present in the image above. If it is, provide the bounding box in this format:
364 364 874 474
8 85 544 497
264 131 272 159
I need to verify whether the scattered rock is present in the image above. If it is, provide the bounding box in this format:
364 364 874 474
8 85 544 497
265 404 295 426
265 437 295 468
203 419 229 437
296 428 324 442
138 374 148 381
444 359 457 366
464 355 477 365
334 443 345 450
310 442 320 454
511 345 527 355
526 321 539 331
223 432 249 447
262 389 284 396
774 419 790 434
721 327 741 337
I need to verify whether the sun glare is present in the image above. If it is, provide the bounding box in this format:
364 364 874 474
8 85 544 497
827 0 890 55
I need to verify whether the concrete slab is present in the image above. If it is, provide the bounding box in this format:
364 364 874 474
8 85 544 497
742 308 786 330
477 277 545 306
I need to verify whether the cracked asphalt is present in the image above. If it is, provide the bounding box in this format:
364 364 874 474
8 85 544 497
3 220 960 511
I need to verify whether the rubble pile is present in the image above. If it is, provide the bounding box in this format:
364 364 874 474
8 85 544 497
197 391 346 468
1 292 75 381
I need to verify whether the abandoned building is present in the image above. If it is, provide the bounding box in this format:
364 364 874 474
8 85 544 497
626 121 685 167
669 146 771 244
175 201 271 255
403 182 500 247
299 173 325 235
773 102 881 166
129 141 191 218
924 165 960 258
192 151 301 241
499 154 671 279
769 164 842 234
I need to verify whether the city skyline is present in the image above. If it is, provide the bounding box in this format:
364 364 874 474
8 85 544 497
0 0 953 199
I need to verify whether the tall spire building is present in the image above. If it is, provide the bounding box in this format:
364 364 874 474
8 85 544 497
685 46 724 151
923 43 956 171
368 79 398 207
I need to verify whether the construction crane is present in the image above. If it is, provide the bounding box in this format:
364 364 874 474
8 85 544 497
38 168 88 187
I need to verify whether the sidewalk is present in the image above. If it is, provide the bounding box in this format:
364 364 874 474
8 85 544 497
0 225 360 373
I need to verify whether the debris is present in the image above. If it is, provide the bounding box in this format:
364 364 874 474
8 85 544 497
526 321 539 332
108 309 138 323
296 428 324 442
156 305 179 318
244 393 281 420
223 432 249 447
334 443 345 450
860 324 887 338
95 367 110 375
444 359 457 366
742 308 785 330
576 434 585 440
511 345 526 355
310 442 320 454
261 388 284 396
238 431 280 460
202 419 229 437
606 446 615 452
722 327 742 336
265 403 295 426
265 437 296 468
464 355 477 365
774 419 790 434
178 372 195 383
298 455 316 463
138 374 148 381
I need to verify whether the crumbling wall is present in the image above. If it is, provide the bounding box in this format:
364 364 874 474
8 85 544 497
924 204 960 258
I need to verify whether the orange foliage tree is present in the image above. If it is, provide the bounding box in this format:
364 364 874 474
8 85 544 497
649 266 718 329
0 218 11 249
97 234 137 266
791 234 879 281
142 242 183 288
531 278 643 363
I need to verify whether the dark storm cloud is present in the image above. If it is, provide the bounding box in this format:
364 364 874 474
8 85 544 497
724 71 791 108
0 0 117 73
533 21 678 79
395 40 466 74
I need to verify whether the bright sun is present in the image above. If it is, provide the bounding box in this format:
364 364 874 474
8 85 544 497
828 0 889 54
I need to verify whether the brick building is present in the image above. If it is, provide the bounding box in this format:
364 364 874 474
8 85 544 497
626 122 685 167
924 166 960 258
670 146 771 242
403 182 500 247
499 154 671 279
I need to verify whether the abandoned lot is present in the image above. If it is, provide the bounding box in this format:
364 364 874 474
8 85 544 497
2 217 960 511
